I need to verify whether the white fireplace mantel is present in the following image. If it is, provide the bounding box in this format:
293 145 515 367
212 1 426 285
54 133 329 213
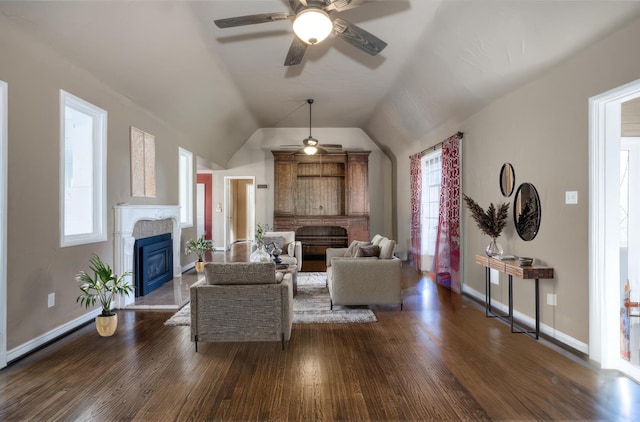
113 204 181 307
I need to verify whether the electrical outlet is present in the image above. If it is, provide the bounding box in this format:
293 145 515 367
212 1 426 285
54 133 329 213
48 293 55 308
547 293 557 306
490 269 500 285
565 191 578 204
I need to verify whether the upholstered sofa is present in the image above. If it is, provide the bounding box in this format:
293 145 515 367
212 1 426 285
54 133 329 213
263 231 303 268
190 262 293 351
325 234 403 310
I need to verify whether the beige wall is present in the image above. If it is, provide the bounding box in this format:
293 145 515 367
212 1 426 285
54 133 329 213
0 16 235 350
212 128 393 251
371 17 640 347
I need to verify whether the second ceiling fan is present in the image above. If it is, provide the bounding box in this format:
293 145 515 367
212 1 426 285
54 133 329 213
214 0 387 66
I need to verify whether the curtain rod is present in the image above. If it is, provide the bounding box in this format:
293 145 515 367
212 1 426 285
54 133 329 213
411 131 464 158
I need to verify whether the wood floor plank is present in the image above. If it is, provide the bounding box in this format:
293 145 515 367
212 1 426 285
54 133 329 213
1 264 639 421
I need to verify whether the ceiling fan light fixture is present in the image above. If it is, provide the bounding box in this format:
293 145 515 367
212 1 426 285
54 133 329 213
303 136 319 155
293 8 333 45
304 145 318 155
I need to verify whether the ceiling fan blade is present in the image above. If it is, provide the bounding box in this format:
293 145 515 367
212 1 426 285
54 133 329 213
323 0 372 12
284 36 308 66
332 17 387 56
214 13 292 28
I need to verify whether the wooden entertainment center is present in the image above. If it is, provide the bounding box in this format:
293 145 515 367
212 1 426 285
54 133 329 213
272 150 370 256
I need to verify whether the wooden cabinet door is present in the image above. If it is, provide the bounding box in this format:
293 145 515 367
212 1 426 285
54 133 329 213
347 153 370 215
274 160 295 215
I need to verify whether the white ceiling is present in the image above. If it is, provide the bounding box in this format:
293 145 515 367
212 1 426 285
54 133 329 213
2 0 640 164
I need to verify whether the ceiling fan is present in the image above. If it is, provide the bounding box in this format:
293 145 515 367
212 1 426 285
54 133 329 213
214 0 387 66
279 99 342 155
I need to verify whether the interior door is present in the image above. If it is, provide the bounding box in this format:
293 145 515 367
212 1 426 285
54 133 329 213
224 177 255 250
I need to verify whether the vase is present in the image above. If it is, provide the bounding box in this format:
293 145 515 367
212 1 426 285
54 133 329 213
195 261 205 272
486 237 503 257
250 244 271 262
95 314 118 337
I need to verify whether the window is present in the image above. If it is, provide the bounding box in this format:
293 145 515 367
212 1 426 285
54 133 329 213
60 91 107 247
420 150 442 269
179 147 193 227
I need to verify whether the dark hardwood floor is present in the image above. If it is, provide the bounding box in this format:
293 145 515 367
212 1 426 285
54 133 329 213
1 264 639 421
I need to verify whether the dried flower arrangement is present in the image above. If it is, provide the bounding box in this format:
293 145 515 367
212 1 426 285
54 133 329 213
462 194 510 239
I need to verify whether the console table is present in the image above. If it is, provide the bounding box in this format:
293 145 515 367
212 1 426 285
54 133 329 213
475 255 554 339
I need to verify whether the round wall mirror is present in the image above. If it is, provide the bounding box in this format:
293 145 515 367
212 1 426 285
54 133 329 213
513 182 541 241
500 163 515 197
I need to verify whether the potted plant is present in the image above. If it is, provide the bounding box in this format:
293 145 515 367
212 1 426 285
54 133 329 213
463 194 510 257
76 254 133 337
185 233 214 272
250 223 271 262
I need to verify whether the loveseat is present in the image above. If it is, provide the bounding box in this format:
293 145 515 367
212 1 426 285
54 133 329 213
325 234 403 310
263 231 303 268
190 262 293 351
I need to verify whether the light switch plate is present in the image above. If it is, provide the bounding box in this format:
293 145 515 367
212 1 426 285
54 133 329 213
565 191 578 204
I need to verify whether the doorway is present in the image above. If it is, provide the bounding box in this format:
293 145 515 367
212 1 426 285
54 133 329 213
196 173 213 240
224 177 255 250
589 79 640 382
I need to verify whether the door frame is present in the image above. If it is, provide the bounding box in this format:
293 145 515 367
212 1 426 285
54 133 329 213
224 176 255 250
1 80 7 368
589 78 640 381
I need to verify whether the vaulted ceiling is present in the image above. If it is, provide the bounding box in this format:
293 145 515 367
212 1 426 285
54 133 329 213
2 0 640 166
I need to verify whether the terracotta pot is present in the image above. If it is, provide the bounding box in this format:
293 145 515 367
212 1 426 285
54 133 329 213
195 261 205 272
95 313 118 337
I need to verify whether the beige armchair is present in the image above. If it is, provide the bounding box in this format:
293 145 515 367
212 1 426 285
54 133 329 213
263 231 303 268
190 262 293 351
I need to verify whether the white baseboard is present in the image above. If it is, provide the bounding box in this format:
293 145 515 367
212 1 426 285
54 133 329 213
7 308 102 363
463 285 589 354
182 261 196 273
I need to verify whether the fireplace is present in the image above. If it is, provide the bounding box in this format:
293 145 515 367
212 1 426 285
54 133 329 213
295 226 349 260
113 205 182 308
134 233 173 297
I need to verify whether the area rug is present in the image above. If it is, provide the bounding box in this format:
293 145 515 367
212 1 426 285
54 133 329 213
164 272 377 326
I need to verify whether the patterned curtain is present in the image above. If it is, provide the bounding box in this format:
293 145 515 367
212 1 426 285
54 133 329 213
433 134 462 292
409 153 422 271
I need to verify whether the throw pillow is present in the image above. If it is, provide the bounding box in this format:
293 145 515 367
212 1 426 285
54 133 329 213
378 238 396 259
344 240 371 257
263 235 287 251
371 234 384 246
355 244 380 258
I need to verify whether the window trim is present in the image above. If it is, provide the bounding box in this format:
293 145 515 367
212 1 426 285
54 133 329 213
179 147 193 228
59 90 107 247
0 80 7 369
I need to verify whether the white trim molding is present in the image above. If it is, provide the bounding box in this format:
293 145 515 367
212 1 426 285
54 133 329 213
0 80 8 368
